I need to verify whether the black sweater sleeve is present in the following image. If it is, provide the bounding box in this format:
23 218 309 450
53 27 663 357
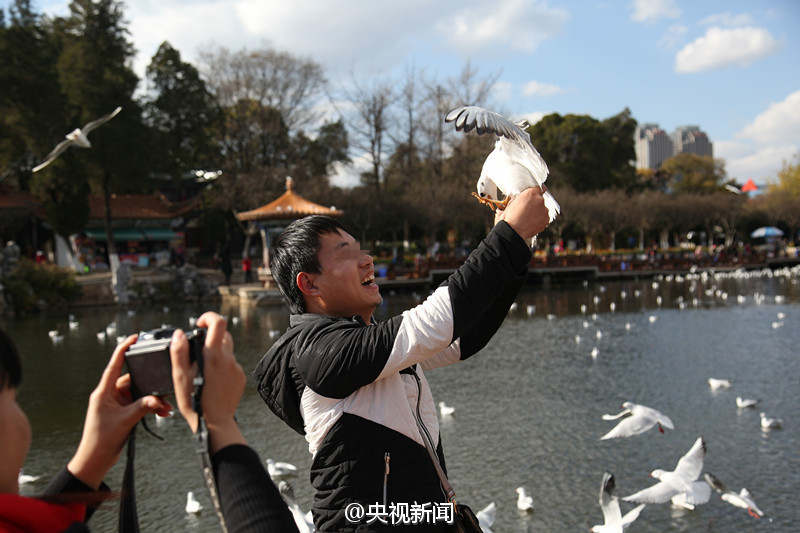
39 467 111 521
212 444 300 533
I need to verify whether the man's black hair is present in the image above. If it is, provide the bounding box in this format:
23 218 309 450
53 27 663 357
0 327 22 391
271 215 349 314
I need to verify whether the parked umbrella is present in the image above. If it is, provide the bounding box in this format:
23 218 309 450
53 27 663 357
750 226 784 238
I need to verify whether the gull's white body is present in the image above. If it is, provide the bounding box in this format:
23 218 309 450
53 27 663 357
32 106 122 172
704 473 764 518
708 377 732 389
279 481 315 533
736 396 760 409
476 501 497 533
185 491 202 514
591 472 646 533
760 412 783 429
438 401 455 417
445 106 560 223
266 458 299 478
623 437 711 508
515 486 534 512
601 401 674 439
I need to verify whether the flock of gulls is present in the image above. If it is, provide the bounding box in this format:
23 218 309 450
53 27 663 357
32 260 795 531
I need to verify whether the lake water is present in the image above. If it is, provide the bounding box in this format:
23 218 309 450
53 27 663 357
4 266 799 532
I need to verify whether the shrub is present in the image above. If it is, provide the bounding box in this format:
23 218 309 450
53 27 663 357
2 258 81 315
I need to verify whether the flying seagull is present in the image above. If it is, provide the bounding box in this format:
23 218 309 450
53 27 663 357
704 473 764 519
600 401 674 440
592 472 646 533
444 106 560 223
32 106 122 172
623 437 711 509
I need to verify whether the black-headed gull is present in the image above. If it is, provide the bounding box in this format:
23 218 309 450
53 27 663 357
279 481 315 533
476 501 497 532
759 412 783 430
600 402 674 440
708 377 732 389
18 469 40 485
185 491 202 514
266 458 299 478
736 397 760 409
438 401 455 417
515 486 534 512
704 473 764 518
591 472 645 533
32 107 122 172
623 437 711 509
444 106 560 223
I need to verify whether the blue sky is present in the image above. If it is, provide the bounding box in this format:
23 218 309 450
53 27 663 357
5 0 799 188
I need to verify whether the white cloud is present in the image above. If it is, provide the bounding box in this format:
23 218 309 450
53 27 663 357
699 12 755 28
520 111 547 126
675 26 781 73
720 143 797 184
736 90 800 145
630 0 680 24
658 24 687 50
439 0 569 55
522 80 566 97
492 81 513 103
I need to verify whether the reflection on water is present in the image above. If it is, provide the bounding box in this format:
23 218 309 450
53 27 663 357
4 267 799 532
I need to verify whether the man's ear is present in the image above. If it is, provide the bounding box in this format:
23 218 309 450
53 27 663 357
297 272 319 296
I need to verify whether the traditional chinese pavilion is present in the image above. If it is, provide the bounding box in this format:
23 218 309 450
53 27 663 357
235 177 343 286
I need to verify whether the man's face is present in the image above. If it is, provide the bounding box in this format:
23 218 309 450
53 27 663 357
311 229 381 323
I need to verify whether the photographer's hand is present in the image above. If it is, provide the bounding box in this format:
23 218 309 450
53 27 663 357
68 335 172 489
170 312 247 454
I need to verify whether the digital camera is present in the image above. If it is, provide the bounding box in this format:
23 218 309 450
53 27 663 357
125 326 206 398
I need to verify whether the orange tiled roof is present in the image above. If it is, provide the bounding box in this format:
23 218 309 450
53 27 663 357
0 189 39 210
87 193 200 220
236 177 343 221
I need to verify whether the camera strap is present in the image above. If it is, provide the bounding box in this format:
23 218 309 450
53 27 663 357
192 349 229 533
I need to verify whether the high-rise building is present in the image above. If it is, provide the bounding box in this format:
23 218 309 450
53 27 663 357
671 125 713 158
634 123 713 170
634 123 674 170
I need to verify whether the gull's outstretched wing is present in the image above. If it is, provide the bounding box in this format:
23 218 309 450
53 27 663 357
81 106 122 135
32 139 74 173
445 106 529 144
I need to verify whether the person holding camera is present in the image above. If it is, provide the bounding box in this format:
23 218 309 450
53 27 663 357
1 313 299 532
254 188 551 531
0 327 173 532
169 312 299 532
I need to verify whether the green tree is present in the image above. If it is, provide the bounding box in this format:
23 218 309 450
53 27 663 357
0 0 64 189
528 110 637 191
767 152 800 197
660 153 726 194
52 0 150 257
143 41 222 191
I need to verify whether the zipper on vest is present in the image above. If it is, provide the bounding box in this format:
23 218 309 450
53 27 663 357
383 452 391 507
409 367 448 501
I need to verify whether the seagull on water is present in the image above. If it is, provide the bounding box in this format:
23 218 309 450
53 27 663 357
32 107 122 172
600 402 674 440
760 412 783 430
591 472 646 533
444 106 560 235
279 481 315 533
18 470 40 485
623 437 711 510
515 486 534 512
708 377 732 389
736 397 760 409
704 473 764 518
438 401 455 417
185 491 203 514
476 501 497 533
